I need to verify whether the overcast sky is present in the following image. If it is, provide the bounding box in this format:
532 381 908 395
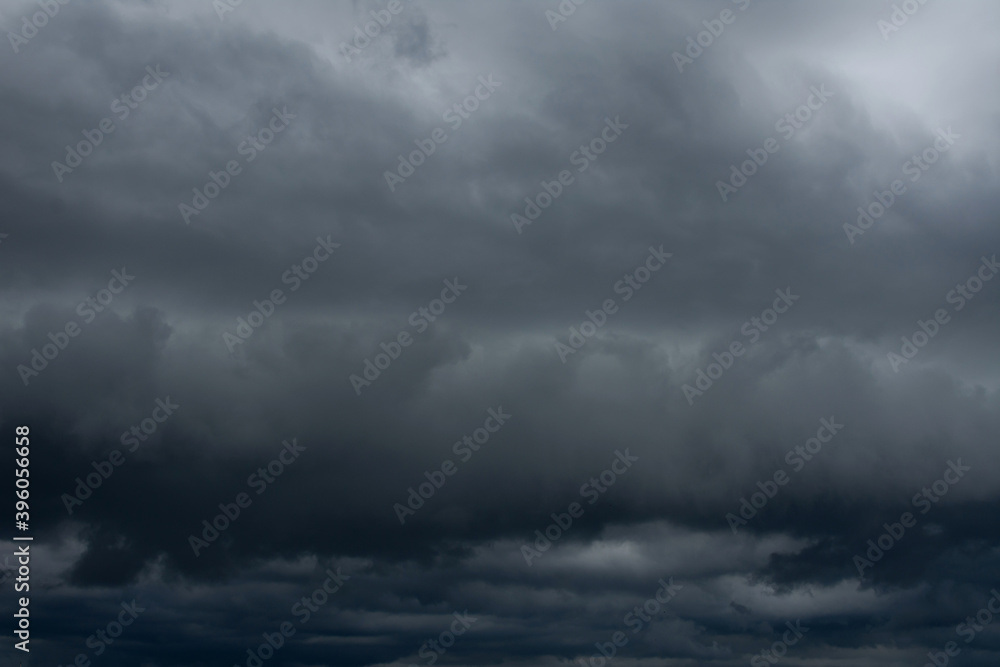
2 1 1000 666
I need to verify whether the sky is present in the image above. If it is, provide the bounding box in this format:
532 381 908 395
2 1 1000 666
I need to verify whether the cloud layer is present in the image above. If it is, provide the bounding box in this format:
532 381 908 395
2 1 1000 666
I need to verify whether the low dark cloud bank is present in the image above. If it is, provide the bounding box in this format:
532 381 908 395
2 1 1000 666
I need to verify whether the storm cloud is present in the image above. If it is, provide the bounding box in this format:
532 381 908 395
2 1 1000 666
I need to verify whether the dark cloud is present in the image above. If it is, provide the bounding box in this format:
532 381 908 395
2 0 1000 665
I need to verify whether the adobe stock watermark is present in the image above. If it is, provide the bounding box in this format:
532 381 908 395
717 84 834 202
672 0 753 73
877 0 932 40
521 449 639 566
393 406 512 524
682 287 799 405
179 106 295 224
545 0 588 31
61 397 179 515
384 74 502 192
7 0 70 54
350 278 467 395
844 127 959 244
16 267 135 386
213 0 243 20
853 459 970 578
188 438 306 556
223 236 341 353
579 577 683 667
510 116 628 234
57 599 146 666
407 611 478 667
52 65 170 182
886 254 997 372
555 246 671 362
233 567 350 667
749 620 809 667
726 417 844 534
922 588 1000 667
337 0 406 63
